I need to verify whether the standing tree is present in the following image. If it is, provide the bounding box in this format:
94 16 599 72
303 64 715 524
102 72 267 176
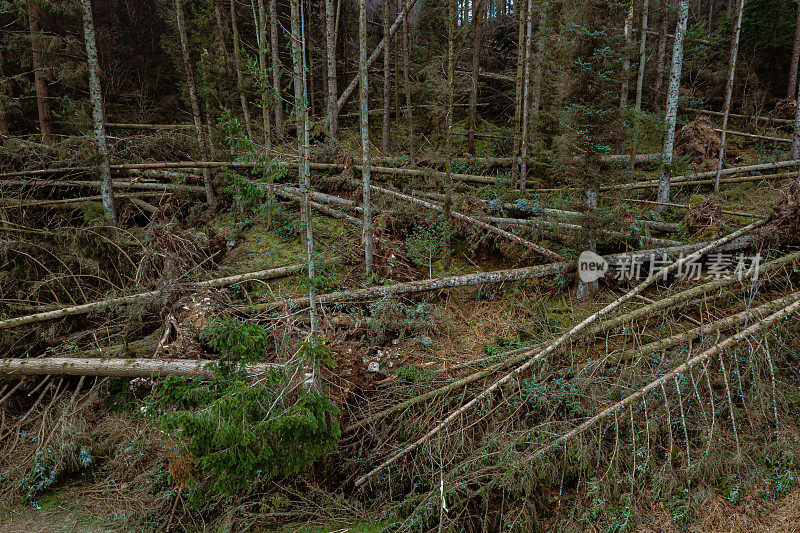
175 0 216 205
290 0 318 335
403 0 414 161
325 0 338 143
653 0 670 113
256 0 272 149
270 0 285 139
468 0 483 154
382 0 391 152
629 0 649 171
714 0 746 192
359 0 374 274
511 0 528 184
0 47 10 144
620 0 634 111
27 0 53 143
79 0 116 224
656 0 689 208
518 0 534 190
230 0 254 140
442 0 456 266
788 0 800 98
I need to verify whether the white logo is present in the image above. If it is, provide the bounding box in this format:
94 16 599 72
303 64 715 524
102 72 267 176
578 251 608 283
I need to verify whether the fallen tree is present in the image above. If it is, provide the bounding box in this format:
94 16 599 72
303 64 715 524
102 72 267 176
353 220 763 486
0 357 282 379
0 260 338 331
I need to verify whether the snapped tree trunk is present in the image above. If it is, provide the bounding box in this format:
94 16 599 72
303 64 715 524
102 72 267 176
359 0 374 274
290 0 318 335
713 0 746 192
656 0 689 209
325 0 338 143
468 0 484 154
270 0 284 139
174 0 217 205
27 0 54 143
79 0 116 224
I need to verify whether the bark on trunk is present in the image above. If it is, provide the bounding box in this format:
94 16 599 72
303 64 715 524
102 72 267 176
325 0 338 143
629 0 650 172
175 0 217 205
27 0 54 143
290 0 318 335
788 0 800 99
270 0 284 139
511 0 528 184
403 0 414 161
656 0 689 208
360 0 374 273
468 0 484 154
80 0 116 224
382 0 391 152
713 0 746 192
230 0 254 140
620 0 634 111
257 0 272 149
443 0 456 265
518 0 534 190
653 0 669 113
0 358 283 379
0 48 9 143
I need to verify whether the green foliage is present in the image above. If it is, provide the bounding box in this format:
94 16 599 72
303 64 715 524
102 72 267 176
664 489 695 530
19 443 94 500
297 335 337 369
405 223 447 276
145 320 341 498
395 364 433 384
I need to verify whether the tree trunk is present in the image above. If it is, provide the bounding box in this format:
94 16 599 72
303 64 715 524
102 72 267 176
382 0 391 152
359 0 374 274
257 0 272 149
530 1 547 131
335 0 422 114
174 0 216 205
468 0 484 154
0 47 11 143
443 0 456 266
27 0 54 143
79 0 116 224
518 0 534 191
713 0 746 191
511 0 528 184
270 0 285 139
656 0 689 209
629 0 650 172
654 0 670 113
0 358 282 379
620 0 634 111
290 0 318 334
325 0 338 143
230 0 254 140
789 0 800 98
403 0 414 162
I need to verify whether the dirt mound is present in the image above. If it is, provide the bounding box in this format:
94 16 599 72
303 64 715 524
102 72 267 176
675 116 721 166
758 181 800 246
683 196 729 239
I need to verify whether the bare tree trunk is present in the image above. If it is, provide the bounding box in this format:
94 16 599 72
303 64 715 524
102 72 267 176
519 0 534 191
511 0 528 184
403 0 414 162
654 0 670 113
789 0 800 99
270 0 285 139
175 0 216 205
629 0 650 172
381 0 391 152
79 0 116 224
199 50 218 160
713 0 746 192
656 0 689 209
257 0 272 149
230 0 254 139
325 0 338 143
530 1 547 126
27 0 53 143
359 0 374 274
620 0 634 111
792 48 800 183
290 0 318 336
443 0 456 266
0 48 10 143
468 0 484 154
